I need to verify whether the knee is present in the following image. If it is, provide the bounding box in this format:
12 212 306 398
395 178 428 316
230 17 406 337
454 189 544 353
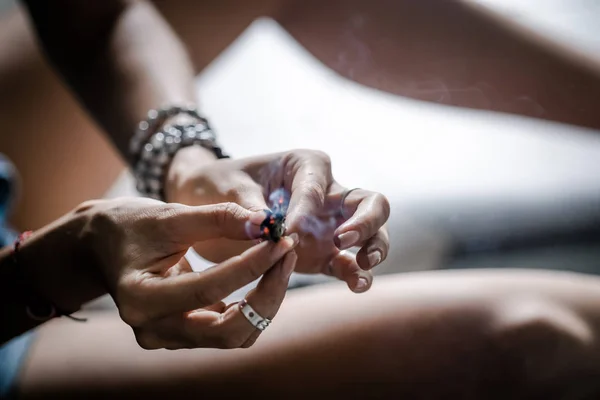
376 295 596 398
488 296 595 393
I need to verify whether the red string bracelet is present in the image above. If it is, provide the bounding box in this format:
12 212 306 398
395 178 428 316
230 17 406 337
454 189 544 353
12 230 33 265
12 230 87 323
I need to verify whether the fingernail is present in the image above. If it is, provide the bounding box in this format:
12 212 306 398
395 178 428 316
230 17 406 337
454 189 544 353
368 251 382 268
282 232 299 247
245 220 263 239
249 210 268 224
335 231 360 249
288 232 299 245
355 277 369 293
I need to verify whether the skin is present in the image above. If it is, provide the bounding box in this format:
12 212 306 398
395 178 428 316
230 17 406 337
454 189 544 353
18 269 600 399
167 149 391 292
273 0 600 131
153 0 600 131
4 0 600 231
21 0 391 293
0 198 300 347
3 2 392 394
5 0 600 398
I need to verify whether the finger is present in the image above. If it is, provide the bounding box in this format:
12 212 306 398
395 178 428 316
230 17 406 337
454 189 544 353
225 251 297 344
285 152 333 232
241 330 262 349
139 310 218 350
203 301 228 313
228 174 269 213
139 234 299 319
134 329 187 350
325 250 373 294
163 255 194 277
227 176 269 244
193 176 269 261
355 227 390 271
167 202 266 243
175 251 297 350
333 191 391 250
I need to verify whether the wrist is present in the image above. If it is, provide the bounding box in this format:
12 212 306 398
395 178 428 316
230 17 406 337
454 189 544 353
131 104 230 201
18 202 107 313
165 145 218 203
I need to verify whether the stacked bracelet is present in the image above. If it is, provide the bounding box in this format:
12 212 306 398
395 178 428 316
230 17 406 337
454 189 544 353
130 104 200 165
130 105 229 201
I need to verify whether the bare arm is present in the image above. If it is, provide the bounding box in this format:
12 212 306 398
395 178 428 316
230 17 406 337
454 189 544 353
0 208 102 344
21 0 215 163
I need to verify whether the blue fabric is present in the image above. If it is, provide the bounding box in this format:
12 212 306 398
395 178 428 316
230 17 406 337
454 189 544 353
0 155 34 399
0 154 17 248
0 333 35 399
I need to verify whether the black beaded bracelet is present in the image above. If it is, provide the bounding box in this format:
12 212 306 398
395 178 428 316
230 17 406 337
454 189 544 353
129 104 208 165
130 105 229 201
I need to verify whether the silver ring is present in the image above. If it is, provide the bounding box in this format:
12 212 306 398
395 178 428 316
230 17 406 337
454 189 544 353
339 188 361 219
238 299 271 331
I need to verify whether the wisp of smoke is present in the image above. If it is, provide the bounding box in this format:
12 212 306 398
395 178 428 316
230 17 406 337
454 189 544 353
243 161 341 242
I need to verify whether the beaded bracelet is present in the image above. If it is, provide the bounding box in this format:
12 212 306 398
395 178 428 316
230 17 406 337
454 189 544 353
130 105 230 201
129 104 205 166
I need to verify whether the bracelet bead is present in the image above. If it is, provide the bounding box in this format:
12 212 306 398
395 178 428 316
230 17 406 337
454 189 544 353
130 105 229 201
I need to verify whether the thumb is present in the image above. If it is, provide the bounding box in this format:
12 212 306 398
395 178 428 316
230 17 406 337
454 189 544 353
167 202 266 244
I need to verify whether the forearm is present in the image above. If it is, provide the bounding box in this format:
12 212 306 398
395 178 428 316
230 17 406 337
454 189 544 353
0 205 104 344
22 0 202 163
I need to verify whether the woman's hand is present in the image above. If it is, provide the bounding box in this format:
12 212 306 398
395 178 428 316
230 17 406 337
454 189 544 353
167 147 390 294
18 197 298 350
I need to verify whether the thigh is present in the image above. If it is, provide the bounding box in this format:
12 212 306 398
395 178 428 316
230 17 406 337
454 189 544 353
17 269 600 399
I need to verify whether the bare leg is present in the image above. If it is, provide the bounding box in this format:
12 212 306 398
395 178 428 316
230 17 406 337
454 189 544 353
17 269 600 399
274 0 600 130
